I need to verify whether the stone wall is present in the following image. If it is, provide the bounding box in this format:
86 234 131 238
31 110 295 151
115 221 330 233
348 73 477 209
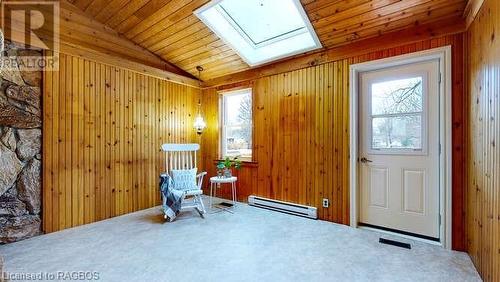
0 40 42 243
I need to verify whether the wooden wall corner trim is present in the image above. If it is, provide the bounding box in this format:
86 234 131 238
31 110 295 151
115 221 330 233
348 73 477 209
202 17 466 88
464 0 486 29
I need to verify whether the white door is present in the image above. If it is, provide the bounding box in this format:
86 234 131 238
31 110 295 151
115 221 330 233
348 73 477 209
359 60 440 239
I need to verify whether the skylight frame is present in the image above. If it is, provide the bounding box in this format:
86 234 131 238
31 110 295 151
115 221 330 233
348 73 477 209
194 0 322 67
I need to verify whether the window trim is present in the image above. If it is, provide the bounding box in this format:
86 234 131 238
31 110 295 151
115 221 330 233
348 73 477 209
219 87 254 161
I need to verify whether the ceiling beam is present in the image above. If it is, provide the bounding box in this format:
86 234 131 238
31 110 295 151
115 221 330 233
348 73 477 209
59 43 202 87
202 16 466 88
2 0 200 87
59 1 197 80
463 0 485 29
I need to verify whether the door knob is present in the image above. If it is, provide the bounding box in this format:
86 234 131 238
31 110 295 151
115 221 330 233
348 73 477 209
360 157 373 163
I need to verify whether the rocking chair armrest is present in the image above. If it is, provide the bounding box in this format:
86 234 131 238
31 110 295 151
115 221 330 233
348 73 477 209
196 171 207 189
196 171 207 178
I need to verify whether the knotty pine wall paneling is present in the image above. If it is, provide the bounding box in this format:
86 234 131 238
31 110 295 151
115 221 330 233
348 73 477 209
201 34 467 251
465 0 500 280
43 53 200 233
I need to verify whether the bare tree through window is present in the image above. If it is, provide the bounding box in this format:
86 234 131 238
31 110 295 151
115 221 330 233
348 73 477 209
236 94 252 143
222 89 253 159
371 77 423 149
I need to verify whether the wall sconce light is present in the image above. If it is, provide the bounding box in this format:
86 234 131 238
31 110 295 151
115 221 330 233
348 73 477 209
194 66 206 135
194 105 206 135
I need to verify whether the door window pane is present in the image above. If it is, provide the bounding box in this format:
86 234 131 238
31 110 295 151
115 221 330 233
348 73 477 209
372 115 422 149
370 76 424 152
371 77 423 115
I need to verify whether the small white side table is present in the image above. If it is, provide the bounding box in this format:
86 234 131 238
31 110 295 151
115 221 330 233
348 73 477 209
209 176 237 211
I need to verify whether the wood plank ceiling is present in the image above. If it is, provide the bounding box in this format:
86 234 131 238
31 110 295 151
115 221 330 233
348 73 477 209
67 0 468 81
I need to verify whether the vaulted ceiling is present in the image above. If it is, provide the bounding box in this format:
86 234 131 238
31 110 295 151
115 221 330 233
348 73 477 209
67 0 468 81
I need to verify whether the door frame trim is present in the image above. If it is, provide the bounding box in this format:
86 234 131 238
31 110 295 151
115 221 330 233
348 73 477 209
349 46 452 249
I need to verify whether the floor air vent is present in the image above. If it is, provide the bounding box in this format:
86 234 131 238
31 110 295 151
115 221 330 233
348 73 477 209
379 238 412 249
248 196 317 219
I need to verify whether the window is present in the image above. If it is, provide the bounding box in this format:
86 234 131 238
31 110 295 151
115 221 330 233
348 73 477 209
370 77 424 151
221 88 252 160
195 0 321 67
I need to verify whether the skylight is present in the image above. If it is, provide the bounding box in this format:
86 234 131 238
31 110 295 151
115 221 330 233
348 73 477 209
195 0 322 67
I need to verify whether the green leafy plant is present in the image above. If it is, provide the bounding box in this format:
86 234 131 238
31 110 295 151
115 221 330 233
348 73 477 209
217 156 242 170
216 162 225 170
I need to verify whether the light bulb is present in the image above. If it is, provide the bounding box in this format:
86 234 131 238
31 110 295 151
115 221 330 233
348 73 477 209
194 114 206 135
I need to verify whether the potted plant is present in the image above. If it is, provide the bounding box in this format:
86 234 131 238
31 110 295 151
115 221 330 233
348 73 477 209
216 157 242 178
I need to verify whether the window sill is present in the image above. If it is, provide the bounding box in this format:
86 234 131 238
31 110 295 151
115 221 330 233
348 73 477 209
212 159 258 167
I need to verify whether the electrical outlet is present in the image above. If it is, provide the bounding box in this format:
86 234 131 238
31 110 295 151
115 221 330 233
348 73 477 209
322 198 329 208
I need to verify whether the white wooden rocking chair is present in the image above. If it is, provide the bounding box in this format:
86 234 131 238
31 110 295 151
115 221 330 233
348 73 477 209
161 143 207 219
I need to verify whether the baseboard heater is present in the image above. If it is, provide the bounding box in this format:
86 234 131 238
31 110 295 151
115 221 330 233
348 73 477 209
248 195 317 219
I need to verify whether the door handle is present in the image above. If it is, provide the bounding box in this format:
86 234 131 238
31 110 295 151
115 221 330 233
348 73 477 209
360 157 373 163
